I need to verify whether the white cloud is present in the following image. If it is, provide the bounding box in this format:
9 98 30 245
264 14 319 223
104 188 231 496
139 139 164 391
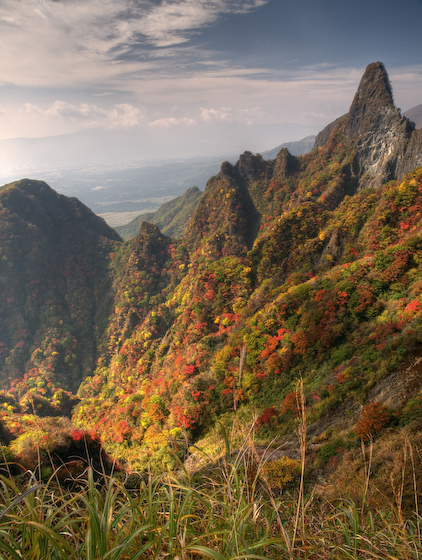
2 61 420 143
149 116 197 127
0 66 360 140
0 15 18 25
200 106 266 123
200 107 229 122
0 0 270 87
130 68 358 129
24 100 143 129
135 0 269 47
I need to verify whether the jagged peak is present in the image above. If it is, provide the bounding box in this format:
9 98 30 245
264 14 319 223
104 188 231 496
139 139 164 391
349 62 394 113
314 62 420 189
131 221 170 262
343 61 407 143
219 160 237 182
235 151 267 183
219 152 268 185
316 62 397 148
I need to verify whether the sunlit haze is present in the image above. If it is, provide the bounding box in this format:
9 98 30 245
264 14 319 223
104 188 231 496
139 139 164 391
1 0 421 186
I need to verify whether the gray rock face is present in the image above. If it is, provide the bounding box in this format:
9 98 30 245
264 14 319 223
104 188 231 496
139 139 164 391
396 127 422 178
344 62 416 188
273 148 300 182
315 62 422 190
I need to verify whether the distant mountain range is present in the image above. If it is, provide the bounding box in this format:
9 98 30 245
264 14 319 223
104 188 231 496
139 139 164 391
404 104 422 129
261 135 316 159
0 121 317 185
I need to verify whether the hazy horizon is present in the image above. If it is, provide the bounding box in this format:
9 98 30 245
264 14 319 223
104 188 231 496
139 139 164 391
1 0 421 177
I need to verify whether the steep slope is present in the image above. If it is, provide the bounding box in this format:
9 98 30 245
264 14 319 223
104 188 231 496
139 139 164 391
115 185 202 240
0 179 121 403
73 63 422 471
182 154 268 257
2 63 422 475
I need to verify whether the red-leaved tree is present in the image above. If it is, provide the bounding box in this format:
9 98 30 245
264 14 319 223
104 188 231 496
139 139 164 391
354 402 391 440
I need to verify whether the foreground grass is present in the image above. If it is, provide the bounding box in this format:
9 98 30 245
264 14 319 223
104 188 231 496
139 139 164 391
0 445 421 560
1 385 421 559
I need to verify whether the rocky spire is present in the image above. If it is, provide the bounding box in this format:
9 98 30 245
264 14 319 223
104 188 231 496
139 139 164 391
344 61 396 141
344 62 417 188
316 62 421 189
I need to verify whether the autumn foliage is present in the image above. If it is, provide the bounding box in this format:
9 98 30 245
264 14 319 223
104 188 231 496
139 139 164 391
1 130 422 473
354 402 392 440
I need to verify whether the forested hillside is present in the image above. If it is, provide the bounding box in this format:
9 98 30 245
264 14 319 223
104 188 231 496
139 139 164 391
0 179 120 414
1 63 422 481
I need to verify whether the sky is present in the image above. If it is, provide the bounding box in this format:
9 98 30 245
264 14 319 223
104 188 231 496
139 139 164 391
1 0 422 166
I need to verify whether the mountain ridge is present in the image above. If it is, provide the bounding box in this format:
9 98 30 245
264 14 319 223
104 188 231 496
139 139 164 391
71 62 422 469
1 63 422 479
115 137 316 242
0 179 120 403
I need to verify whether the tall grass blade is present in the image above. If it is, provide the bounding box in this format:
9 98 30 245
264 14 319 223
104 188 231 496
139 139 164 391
0 485 44 520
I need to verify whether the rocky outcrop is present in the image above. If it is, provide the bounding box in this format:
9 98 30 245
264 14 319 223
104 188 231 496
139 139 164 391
344 61 397 139
316 228 345 268
315 62 422 189
273 148 300 182
235 151 268 183
344 62 417 188
183 158 258 255
397 127 422 178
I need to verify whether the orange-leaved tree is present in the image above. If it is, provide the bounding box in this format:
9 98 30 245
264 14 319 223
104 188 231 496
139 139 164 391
354 401 391 440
